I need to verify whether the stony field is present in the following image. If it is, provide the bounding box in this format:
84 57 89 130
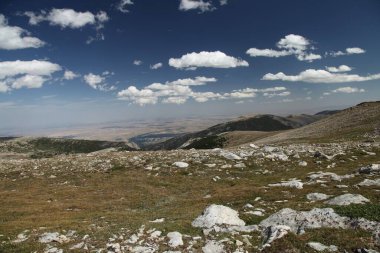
0 140 379 252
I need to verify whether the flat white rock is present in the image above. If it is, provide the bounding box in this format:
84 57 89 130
307 242 338 252
324 194 370 206
149 218 165 223
220 151 242 160
172 162 189 168
131 246 156 253
306 193 331 201
358 178 380 187
269 179 303 189
39 232 70 244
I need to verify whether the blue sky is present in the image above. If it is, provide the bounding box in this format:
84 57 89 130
0 0 379 132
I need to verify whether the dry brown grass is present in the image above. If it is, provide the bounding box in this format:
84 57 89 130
0 144 379 252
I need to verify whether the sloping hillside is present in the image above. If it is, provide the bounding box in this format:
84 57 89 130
145 114 326 150
256 101 380 144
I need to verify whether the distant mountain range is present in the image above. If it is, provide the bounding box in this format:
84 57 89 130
3 101 379 154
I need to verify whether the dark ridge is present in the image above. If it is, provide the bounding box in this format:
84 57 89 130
29 137 135 154
0 136 18 142
314 110 341 116
356 101 380 107
144 113 325 150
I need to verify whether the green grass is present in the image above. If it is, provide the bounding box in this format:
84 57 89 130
334 204 380 222
30 137 133 154
184 135 227 149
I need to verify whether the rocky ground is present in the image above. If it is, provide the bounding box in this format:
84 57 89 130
0 140 379 252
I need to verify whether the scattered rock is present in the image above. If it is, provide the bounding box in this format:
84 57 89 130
299 161 308 166
12 231 29 243
107 242 121 253
307 242 338 252
220 151 242 160
172 162 189 168
308 171 354 182
358 179 380 187
358 164 380 174
167 232 183 248
131 246 156 253
269 179 303 189
39 232 70 244
249 144 259 149
44 246 63 253
192 204 245 228
245 210 265 216
325 194 370 206
149 218 165 223
306 193 331 201
70 242 84 250
262 225 291 248
202 240 225 253
260 207 380 244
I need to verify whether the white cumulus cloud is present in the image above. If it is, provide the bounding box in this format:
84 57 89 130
331 87 365 94
117 75 289 106
63 70 79 80
0 60 61 92
325 65 352 73
179 0 214 12
169 51 249 70
24 9 109 29
117 0 134 13
150 62 163 70
84 72 116 91
246 48 291 58
263 68 380 83
246 34 322 62
133 60 143 66
0 14 45 50
330 47 366 57
117 86 158 105
346 47 365 54
11 75 45 89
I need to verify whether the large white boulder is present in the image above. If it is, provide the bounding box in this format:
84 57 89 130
259 208 350 234
192 204 245 228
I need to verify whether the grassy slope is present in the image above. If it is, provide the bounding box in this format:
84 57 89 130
256 101 380 144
